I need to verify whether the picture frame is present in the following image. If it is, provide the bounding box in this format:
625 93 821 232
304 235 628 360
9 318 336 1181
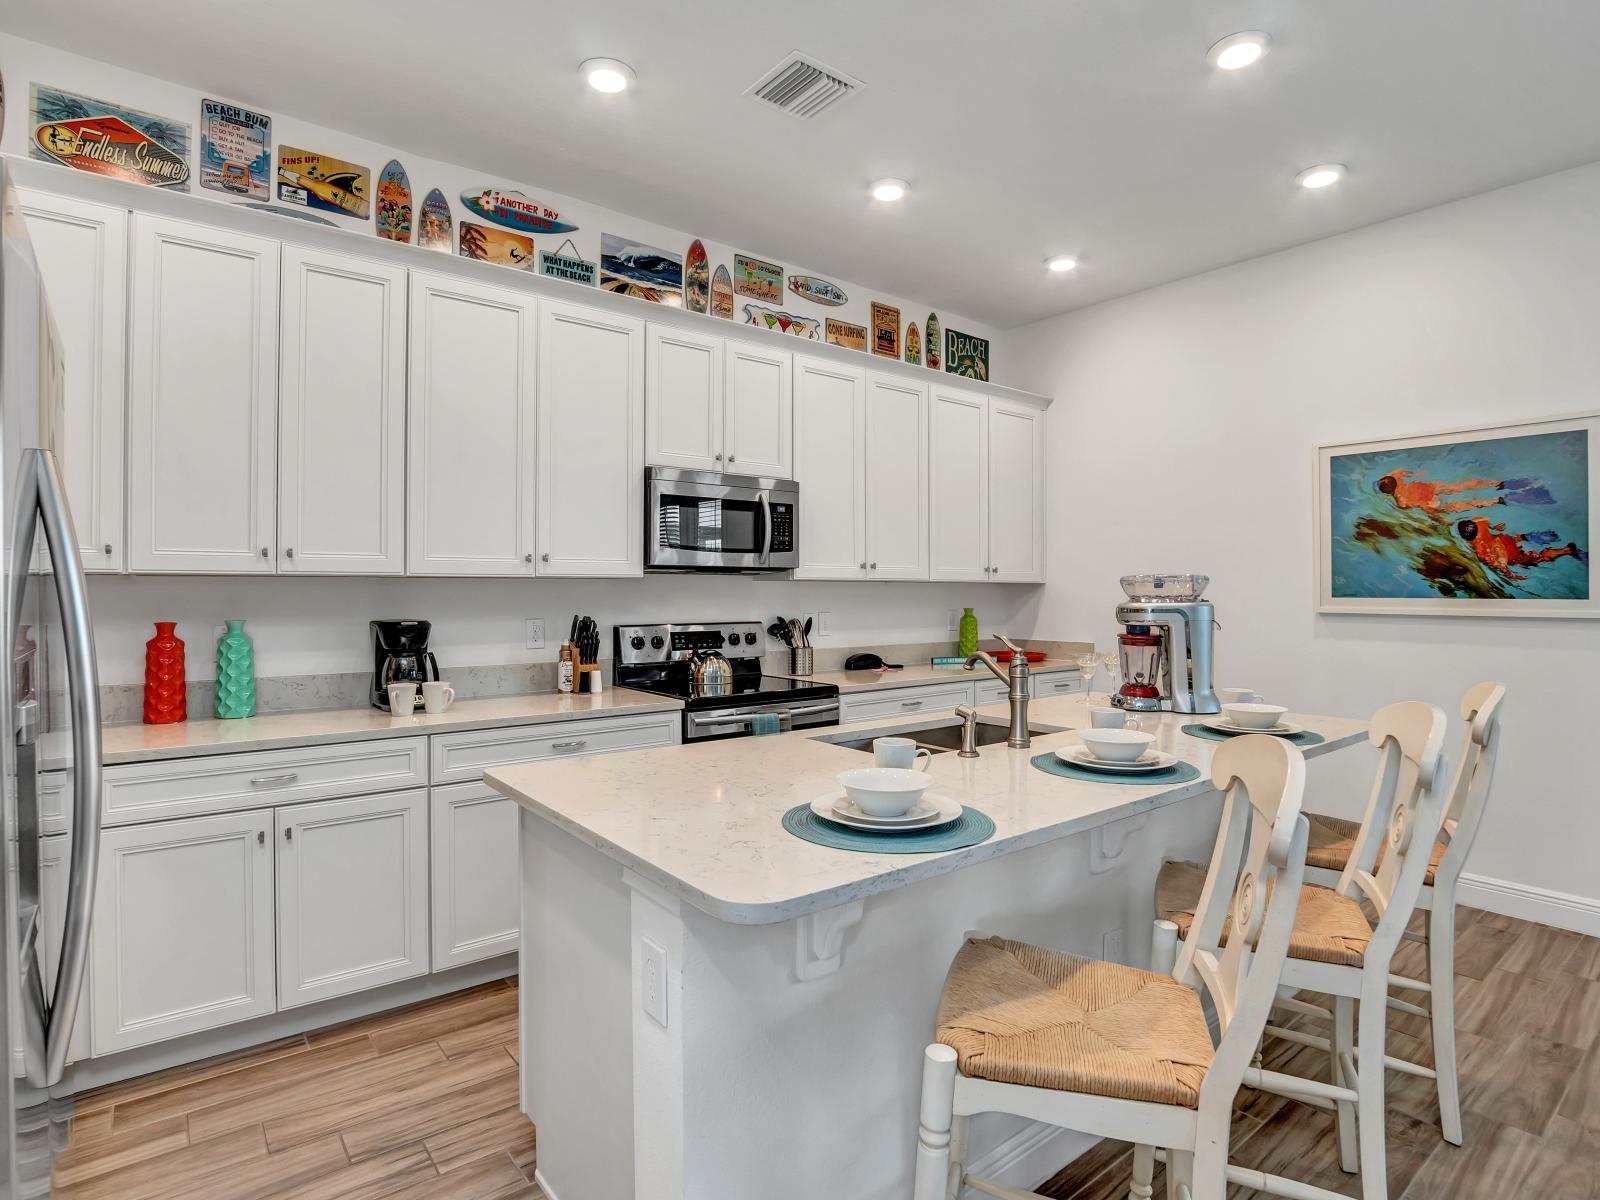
1315 411 1598 618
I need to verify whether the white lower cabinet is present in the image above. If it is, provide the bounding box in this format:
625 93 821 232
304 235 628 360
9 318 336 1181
839 682 976 725
430 783 520 969
276 790 430 1009
90 809 276 1055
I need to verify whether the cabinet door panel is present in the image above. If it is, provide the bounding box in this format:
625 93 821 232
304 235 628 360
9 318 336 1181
276 790 430 1009
645 325 722 471
127 216 278 573
537 301 644 576
723 343 792 477
279 248 407 574
20 191 127 572
407 273 536 575
987 396 1047 582
928 387 989 582
431 782 520 969
864 374 928 580
793 356 866 579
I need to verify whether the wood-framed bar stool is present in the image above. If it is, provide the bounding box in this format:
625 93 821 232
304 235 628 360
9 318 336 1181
912 736 1333 1200
1299 682 1505 1145
1154 700 1449 1200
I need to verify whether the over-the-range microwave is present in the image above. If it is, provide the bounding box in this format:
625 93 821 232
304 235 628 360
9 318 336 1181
645 466 798 572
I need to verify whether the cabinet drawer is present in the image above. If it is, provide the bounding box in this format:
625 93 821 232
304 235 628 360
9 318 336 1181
101 737 428 826
430 713 680 785
840 683 974 725
973 678 1009 705
1033 672 1086 697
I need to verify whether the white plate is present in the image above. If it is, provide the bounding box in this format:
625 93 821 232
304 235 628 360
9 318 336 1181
812 792 962 832
1200 716 1303 737
1056 746 1180 774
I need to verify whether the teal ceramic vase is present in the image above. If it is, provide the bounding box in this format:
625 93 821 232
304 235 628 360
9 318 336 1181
215 620 257 719
958 607 979 657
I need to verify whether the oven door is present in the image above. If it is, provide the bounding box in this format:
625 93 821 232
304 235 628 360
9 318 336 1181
646 468 796 572
684 697 840 741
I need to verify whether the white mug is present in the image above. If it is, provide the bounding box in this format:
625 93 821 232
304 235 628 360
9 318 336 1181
386 681 419 714
1216 688 1261 705
1090 707 1144 731
421 681 455 714
874 737 932 772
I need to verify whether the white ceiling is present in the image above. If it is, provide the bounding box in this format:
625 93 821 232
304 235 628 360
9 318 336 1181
7 0 1600 329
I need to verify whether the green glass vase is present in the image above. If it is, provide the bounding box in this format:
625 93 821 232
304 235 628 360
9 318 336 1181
214 620 257 719
958 607 979 657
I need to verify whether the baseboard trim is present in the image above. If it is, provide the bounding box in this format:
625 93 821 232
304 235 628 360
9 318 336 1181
1457 871 1600 937
962 1119 1096 1198
533 1167 560 1199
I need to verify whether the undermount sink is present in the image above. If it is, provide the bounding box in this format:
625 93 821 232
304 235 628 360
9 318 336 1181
815 716 1061 755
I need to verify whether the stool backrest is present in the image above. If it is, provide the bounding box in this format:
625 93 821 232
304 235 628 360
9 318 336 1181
1431 682 1506 890
1173 735 1310 1109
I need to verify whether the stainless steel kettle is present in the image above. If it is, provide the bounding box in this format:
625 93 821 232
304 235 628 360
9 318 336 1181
689 648 733 697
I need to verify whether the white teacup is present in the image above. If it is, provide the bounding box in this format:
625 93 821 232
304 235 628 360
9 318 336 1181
386 681 419 714
1216 688 1261 705
1090 707 1126 729
874 736 932 771
837 767 933 817
421 681 456 715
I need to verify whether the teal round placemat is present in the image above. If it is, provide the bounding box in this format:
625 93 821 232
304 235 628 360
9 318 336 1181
782 804 995 853
1180 723 1326 747
1030 751 1202 786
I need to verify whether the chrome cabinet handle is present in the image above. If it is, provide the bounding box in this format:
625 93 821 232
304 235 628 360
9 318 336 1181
249 773 299 787
715 452 724 461
102 543 112 555
541 553 550 563
727 454 736 462
900 700 923 709
551 739 588 751
870 561 877 569
759 492 772 563
257 830 265 845
859 562 867 570
285 827 293 842
261 547 269 558
285 547 294 559
524 553 533 563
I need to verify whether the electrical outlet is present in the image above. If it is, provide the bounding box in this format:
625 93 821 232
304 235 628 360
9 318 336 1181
524 618 546 650
1102 928 1125 965
815 611 832 636
948 609 960 633
640 937 668 1027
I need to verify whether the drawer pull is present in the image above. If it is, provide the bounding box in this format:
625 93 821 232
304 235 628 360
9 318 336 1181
249 773 299 787
285 827 293 842
257 830 265 845
550 739 588 752
900 700 923 709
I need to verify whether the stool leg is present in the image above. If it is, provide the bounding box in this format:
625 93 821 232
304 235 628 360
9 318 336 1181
1165 1149 1194 1200
1332 995 1358 1174
1129 1143 1155 1200
1429 902 1463 1145
950 1115 971 1194
914 1044 958 1200
1358 989 1391 1200
1152 919 1180 976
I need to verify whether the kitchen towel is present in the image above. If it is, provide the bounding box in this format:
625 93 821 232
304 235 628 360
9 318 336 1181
781 803 995 854
1179 724 1326 748
1030 752 1203 786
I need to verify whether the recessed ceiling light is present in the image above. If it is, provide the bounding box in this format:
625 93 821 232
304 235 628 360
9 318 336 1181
1296 163 1346 190
1207 31 1271 71
1045 255 1078 273
580 58 636 93
870 178 908 202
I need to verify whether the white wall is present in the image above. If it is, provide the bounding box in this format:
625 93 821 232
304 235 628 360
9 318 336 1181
1003 160 1600 929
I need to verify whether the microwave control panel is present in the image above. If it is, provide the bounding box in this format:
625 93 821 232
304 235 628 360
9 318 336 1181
768 502 795 553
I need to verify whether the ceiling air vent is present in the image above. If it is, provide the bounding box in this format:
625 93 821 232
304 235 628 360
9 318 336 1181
745 51 864 120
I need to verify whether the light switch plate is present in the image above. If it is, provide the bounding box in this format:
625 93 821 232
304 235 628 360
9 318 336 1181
640 937 668 1027
525 618 546 650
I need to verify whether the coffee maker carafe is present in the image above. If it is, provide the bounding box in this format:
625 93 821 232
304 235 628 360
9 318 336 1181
1111 575 1220 715
371 619 440 710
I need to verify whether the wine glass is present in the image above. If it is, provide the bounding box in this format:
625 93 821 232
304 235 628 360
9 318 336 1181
1101 651 1121 704
1075 648 1099 702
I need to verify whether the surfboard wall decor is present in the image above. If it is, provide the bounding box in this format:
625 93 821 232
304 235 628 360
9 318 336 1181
461 187 578 235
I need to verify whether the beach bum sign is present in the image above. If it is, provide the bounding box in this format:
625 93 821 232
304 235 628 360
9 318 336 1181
31 84 190 189
540 238 597 285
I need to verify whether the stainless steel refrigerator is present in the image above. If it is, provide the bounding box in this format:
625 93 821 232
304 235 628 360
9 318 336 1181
0 161 104 1197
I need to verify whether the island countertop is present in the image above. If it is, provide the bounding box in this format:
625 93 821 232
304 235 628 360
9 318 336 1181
486 695 1368 925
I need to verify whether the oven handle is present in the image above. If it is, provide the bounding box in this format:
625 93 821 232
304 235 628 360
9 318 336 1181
687 701 839 729
759 492 772 564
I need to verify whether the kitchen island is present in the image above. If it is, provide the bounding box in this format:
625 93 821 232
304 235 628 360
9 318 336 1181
486 695 1368 1200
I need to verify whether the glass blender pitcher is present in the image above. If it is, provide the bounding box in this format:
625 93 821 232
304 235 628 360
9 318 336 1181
1113 629 1164 711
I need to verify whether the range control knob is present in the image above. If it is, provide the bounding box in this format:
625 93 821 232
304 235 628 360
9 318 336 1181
629 635 646 651
727 631 740 646
743 632 758 645
649 634 665 650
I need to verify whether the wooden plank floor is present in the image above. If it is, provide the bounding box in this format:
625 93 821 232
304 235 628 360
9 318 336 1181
1039 906 1600 1200
53 978 541 1200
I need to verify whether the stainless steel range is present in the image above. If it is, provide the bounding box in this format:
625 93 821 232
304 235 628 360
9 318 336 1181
613 620 839 742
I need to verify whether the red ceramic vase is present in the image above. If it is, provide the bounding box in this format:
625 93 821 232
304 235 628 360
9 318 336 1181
143 621 187 724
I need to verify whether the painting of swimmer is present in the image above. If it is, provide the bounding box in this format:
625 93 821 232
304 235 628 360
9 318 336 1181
1317 415 1598 617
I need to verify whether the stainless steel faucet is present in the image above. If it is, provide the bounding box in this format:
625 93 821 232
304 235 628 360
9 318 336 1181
965 635 1032 749
954 705 980 758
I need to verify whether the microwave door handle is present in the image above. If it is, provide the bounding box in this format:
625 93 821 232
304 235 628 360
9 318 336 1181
759 492 773 564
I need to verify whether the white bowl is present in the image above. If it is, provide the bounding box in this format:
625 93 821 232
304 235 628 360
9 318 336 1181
1222 702 1288 730
1078 728 1156 763
836 767 934 817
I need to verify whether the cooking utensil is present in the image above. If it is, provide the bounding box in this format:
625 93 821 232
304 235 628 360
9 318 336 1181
768 620 790 646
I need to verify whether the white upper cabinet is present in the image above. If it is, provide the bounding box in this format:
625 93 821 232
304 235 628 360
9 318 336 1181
20 191 127 573
987 395 1047 582
723 342 792 478
278 247 407 575
407 272 537 575
127 216 279 573
864 374 929 580
928 385 990 582
537 300 645 576
645 325 723 472
793 355 867 579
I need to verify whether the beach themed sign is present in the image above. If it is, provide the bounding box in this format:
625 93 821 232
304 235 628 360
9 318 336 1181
684 240 710 314
601 233 683 305
905 321 922 366
788 274 847 306
734 253 782 303
711 264 734 319
461 187 577 235
31 85 190 190
871 302 901 359
200 99 270 199
540 238 596 285
945 328 989 381
277 145 370 218
417 188 453 252
376 160 413 242
925 313 942 370
743 303 821 340
825 319 867 352
459 221 534 270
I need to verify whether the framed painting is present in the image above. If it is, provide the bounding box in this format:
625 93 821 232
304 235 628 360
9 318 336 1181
1315 412 1597 617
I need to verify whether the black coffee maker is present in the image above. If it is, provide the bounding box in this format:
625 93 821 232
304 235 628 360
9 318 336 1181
371 620 440 710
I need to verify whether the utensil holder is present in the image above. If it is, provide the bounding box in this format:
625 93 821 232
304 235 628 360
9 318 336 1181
789 647 814 676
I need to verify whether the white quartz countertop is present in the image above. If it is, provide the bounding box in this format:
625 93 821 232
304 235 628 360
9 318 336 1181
486 695 1368 926
100 688 683 765
798 660 1080 694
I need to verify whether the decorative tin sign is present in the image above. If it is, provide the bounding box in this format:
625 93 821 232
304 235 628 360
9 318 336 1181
277 145 370 218
945 328 990 381
375 160 413 242
684 240 710 314
825 319 868 352
461 187 577 235
417 188 453 252
459 221 534 270
926 313 942 370
905 321 922 366
31 85 190 190
540 237 597 285
200 99 270 199
711 264 735 319
871 302 901 359
734 253 782 303
788 274 847 306
743 303 821 340
601 233 683 304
